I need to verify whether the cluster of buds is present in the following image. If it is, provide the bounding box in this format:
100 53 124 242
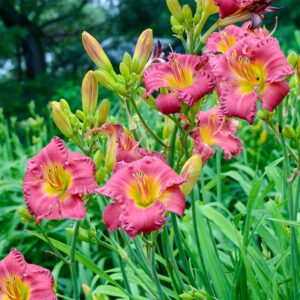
82 29 153 99
179 287 217 300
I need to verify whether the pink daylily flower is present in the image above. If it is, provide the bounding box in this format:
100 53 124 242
143 53 215 115
98 156 186 239
85 123 167 165
190 107 243 164
0 248 57 300
23 137 99 223
211 37 296 124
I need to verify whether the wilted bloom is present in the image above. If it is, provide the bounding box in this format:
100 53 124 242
214 0 280 29
51 102 74 138
23 137 99 222
98 156 186 238
143 53 215 114
180 154 202 196
82 31 112 71
211 37 296 124
190 107 243 163
82 70 98 115
85 124 166 171
0 249 57 299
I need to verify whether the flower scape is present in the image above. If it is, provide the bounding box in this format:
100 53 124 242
1 0 299 299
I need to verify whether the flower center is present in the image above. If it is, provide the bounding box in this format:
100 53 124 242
199 112 224 145
119 133 134 152
43 164 72 199
1 276 30 300
128 172 159 208
227 51 266 93
218 32 237 53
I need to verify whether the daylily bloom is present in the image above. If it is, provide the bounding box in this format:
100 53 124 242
190 107 243 164
143 53 215 115
23 137 99 222
0 248 57 300
211 37 295 124
85 123 166 170
98 156 186 238
215 0 280 29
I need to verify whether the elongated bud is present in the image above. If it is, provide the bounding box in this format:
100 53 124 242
201 0 219 15
170 15 180 26
82 31 112 71
93 70 116 92
51 102 74 138
82 70 98 115
97 99 110 126
132 29 153 74
287 51 298 69
282 125 297 141
297 56 300 79
194 11 201 23
95 168 106 184
93 150 104 169
82 284 91 296
182 4 193 25
66 228 90 243
76 109 86 121
123 52 132 70
259 130 267 145
218 11 251 27
166 0 184 23
180 154 202 196
59 98 71 114
18 207 36 224
119 62 131 81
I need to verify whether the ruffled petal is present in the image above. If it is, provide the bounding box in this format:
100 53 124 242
103 202 122 231
0 249 26 280
220 85 258 124
59 194 86 220
213 132 243 160
143 63 173 97
250 38 296 82
214 0 240 18
167 53 209 71
84 123 123 141
66 152 99 194
195 107 224 128
192 140 216 164
26 264 57 300
156 93 181 115
260 80 290 111
176 71 215 106
138 149 167 163
120 199 166 239
210 53 237 83
159 185 185 217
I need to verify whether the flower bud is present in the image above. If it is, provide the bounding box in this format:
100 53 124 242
18 207 36 224
163 116 174 140
82 70 98 115
69 114 81 131
182 4 193 25
287 51 298 69
180 154 202 196
119 62 131 81
82 31 112 71
194 11 201 23
218 10 251 27
66 228 90 243
82 284 91 296
59 98 71 114
123 52 132 70
166 0 185 24
282 125 297 141
257 109 275 122
132 29 153 74
93 150 104 169
172 25 185 35
297 56 300 79
51 103 74 138
170 15 180 26
76 109 86 122
201 0 219 15
259 130 267 145
93 70 116 92
95 168 106 184
97 98 110 126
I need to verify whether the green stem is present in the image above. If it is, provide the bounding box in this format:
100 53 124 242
130 99 170 149
70 220 80 300
194 21 219 54
168 125 178 166
36 224 69 264
150 233 165 300
216 148 222 204
278 103 299 300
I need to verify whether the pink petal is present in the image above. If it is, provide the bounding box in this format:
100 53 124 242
116 147 142 163
176 71 215 106
138 149 167 163
192 140 216 164
260 80 290 111
167 53 209 71
250 38 296 82
120 199 166 239
195 107 224 128
66 152 99 195
213 132 243 160
222 118 240 135
0 249 26 280
210 53 236 83
159 185 186 217
220 85 258 124
59 194 86 220
103 202 122 231
156 93 181 115
84 123 123 140
214 0 240 18
143 63 173 98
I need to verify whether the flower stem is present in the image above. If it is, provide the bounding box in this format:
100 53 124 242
70 220 80 300
167 125 178 166
130 99 170 149
216 148 222 204
278 103 299 300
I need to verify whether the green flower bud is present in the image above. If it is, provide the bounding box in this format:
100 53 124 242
59 98 71 114
76 109 86 122
170 15 180 26
93 150 104 169
95 168 106 184
82 70 98 115
69 114 81 131
97 99 110 126
166 0 185 23
17 207 36 224
93 70 116 92
123 52 133 70
287 51 298 69
119 62 131 81
172 25 185 35
182 4 193 25
66 228 90 243
282 125 297 141
51 102 74 138
194 11 201 23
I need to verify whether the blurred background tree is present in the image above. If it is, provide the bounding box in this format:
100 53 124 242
0 0 299 117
